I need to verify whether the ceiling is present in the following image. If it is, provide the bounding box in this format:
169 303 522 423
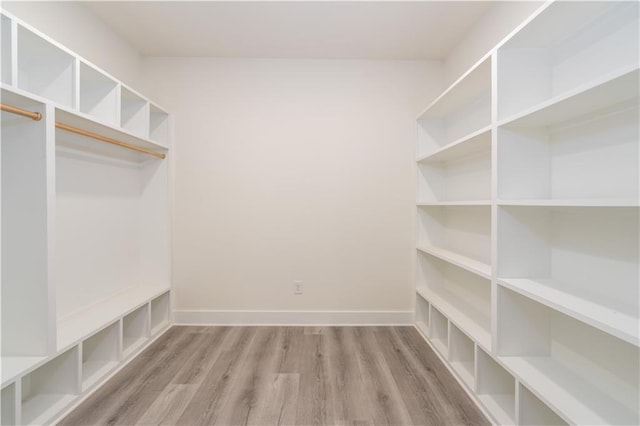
83 1 493 60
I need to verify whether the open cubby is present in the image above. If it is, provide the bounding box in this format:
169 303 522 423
150 292 170 335
417 252 490 349
149 104 169 146
21 347 79 425
415 294 429 337
498 100 638 203
81 323 119 391
1 90 52 359
518 384 567 426
498 287 639 425
497 205 638 345
429 307 448 356
417 205 490 268
1 14 12 85
449 324 475 389
120 87 149 138
497 1 639 121
417 146 491 203
477 349 516 425
417 57 491 157
123 305 149 357
2 383 17 426
17 25 75 108
79 62 118 126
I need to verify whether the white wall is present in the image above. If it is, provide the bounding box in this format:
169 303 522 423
2 1 143 88
444 0 544 84
143 57 442 319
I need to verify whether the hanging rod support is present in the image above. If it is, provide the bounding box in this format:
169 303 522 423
55 123 166 159
1 103 42 121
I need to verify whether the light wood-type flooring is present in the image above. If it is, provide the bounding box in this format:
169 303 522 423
59 326 489 425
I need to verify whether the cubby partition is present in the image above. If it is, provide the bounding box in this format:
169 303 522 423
1 9 172 425
415 1 639 424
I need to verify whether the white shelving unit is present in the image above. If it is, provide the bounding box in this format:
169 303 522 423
123 305 149 358
415 1 639 424
81 323 120 391
1 10 173 425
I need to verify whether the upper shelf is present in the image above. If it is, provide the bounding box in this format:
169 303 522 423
418 56 491 120
498 67 639 129
1 9 170 147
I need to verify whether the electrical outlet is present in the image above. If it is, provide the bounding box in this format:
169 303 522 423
294 280 303 295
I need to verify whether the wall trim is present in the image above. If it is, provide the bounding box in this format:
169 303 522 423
173 310 413 325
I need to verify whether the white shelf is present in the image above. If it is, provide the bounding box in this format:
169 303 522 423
497 206 638 341
518 383 568 426
417 143 491 202
415 296 429 337
150 291 171 335
477 348 516 425
497 1 639 120
82 361 118 392
498 199 639 207
417 280 490 351
417 126 491 164
1 356 47 388
497 94 638 201
449 324 475 389
419 55 491 119
1 14 12 85
57 285 168 351
498 278 638 347
502 357 636 425
417 200 491 206
478 394 516 426
21 348 79 425
417 57 491 157
430 307 448 357
416 245 490 279
498 288 639 425
123 305 149 358
22 393 77 426
498 67 639 128
120 86 149 138
17 24 75 109
81 322 120 391
149 103 170 145
79 61 118 126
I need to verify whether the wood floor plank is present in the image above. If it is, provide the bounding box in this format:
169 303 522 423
216 327 283 425
172 326 231 385
351 327 414 426
276 326 304 374
323 327 372 424
295 334 334 425
61 326 490 426
175 327 258 425
135 384 199 425
248 373 299 425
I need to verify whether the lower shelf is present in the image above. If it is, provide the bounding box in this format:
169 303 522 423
417 286 490 350
478 394 516 426
500 356 638 425
82 360 118 391
57 285 168 351
22 393 76 426
451 360 474 389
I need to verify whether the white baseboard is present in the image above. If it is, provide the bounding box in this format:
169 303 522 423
173 310 414 325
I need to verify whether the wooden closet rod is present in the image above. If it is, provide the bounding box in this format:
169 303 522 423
55 123 166 159
1 103 42 121
1 103 166 159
